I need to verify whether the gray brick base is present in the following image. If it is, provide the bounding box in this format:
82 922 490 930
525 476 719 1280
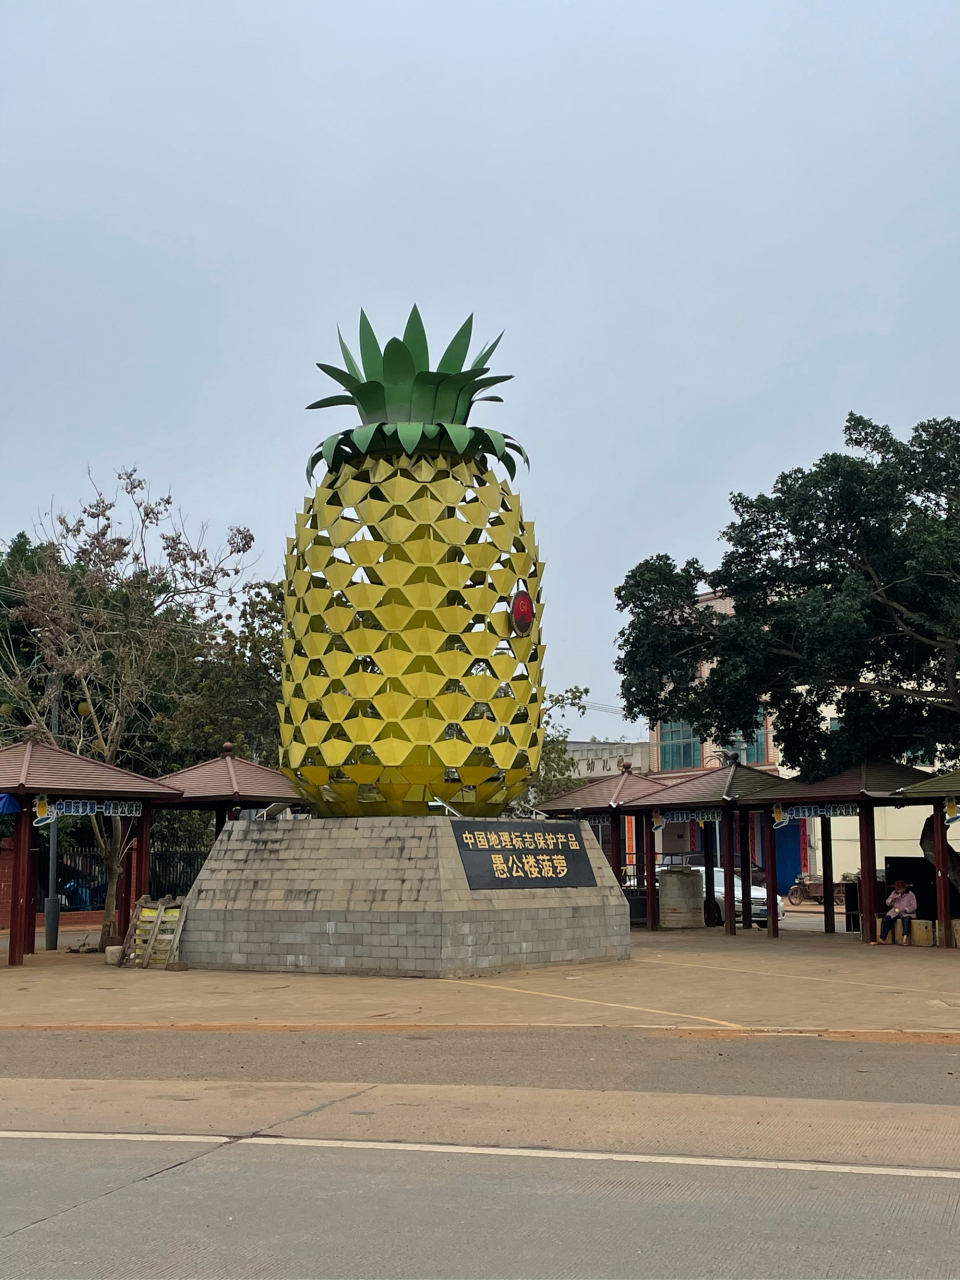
180 817 630 977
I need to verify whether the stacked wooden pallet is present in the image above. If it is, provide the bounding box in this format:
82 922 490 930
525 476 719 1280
119 896 188 969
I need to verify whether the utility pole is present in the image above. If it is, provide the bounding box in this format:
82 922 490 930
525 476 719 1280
44 677 61 951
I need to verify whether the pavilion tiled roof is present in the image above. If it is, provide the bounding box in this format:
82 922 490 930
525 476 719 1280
0 740 182 799
626 762 800 810
769 760 930 804
538 770 669 815
159 746 299 805
893 767 960 800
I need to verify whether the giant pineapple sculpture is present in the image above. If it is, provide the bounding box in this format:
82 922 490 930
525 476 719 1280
279 307 545 817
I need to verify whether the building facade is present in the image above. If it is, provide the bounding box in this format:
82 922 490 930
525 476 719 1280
566 740 651 779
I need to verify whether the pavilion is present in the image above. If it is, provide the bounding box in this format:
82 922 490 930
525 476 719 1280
755 762 941 944
0 741 182 965
600 761 802 938
545 756 956 949
157 743 300 832
539 768 670 928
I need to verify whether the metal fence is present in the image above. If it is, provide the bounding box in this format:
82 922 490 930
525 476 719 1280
38 848 210 910
149 849 209 900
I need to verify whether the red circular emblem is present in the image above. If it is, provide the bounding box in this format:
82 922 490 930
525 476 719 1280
510 590 534 636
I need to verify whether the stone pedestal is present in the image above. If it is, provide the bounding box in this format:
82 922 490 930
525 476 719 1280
180 816 630 977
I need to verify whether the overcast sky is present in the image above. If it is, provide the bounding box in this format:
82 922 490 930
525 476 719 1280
2 0 957 740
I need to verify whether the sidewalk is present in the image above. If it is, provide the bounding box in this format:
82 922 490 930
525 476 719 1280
2 927 958 1035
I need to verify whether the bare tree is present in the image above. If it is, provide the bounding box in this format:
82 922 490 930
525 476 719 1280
0 469 253 946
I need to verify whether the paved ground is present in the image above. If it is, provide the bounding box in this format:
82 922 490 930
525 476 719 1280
782 904 850 933
0 929 99 956
3 1137 958 1280
3 928 958 1033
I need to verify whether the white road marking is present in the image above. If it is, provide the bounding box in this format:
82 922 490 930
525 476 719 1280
2 1130 958 1179
0 1130 229 1144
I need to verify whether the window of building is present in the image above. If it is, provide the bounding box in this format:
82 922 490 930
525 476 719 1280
659 722 702 771
731 729 766 765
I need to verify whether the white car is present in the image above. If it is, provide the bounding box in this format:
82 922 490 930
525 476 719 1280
660 855 786 927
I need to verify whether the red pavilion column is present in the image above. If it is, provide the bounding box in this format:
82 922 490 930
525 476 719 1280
821 815 836 935
643 810 658 931
721 807 737 936
933 803 954 949
113 820 133 943
130 803 152 904
858 802 878 944
738 809 752 930
7 806 31 966
763 808 779 938
609 812 623 885
23 836 38 955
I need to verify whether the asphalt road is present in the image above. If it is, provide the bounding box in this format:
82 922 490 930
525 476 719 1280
5 1028 958 1105
2 1137 957 1280
4 1024 958 1277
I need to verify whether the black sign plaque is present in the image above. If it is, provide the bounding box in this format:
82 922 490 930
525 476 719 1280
451 820 597 890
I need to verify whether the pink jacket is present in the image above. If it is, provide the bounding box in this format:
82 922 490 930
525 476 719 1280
885 890 917 918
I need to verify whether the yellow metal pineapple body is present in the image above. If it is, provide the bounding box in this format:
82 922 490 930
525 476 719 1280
280 450 544 816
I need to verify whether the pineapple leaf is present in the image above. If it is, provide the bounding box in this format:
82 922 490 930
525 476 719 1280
505 436 530 466
472 375 513 393
410 370 445 422
435 370 485 422
443 422 472 453
456 374 509 422
317 362 361 391
382 337 416 385
306 394 355 410
382 338 416 419
351 424 380 452
470 331 504 369
456 384 479 423
321 434 342 466
484 429 507 458
358 310 383 382
352 380 388 424
402 305 430 372
306 446 325 481
397 422 424 453
308 310 523 475
337 329 364 383
438 314 473 374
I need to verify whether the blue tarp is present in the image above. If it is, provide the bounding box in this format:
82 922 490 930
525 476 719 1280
0 793 21 815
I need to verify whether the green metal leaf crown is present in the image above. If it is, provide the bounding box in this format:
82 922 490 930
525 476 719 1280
306 306 528 481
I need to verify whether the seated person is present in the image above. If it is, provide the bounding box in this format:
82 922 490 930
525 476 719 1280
880 880 917 943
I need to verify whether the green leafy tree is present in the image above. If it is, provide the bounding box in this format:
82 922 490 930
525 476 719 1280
510 686 591 813
157 581 283 767
614 415 960 778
